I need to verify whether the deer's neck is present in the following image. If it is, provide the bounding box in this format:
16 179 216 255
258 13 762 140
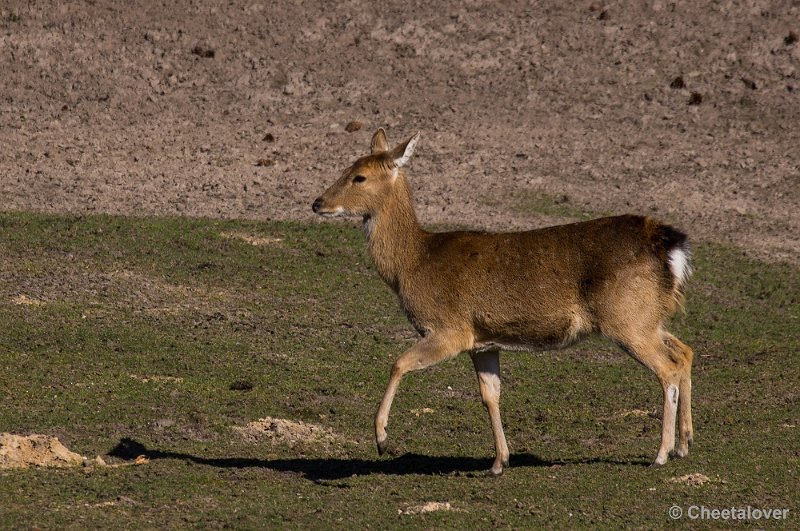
364 176 428 292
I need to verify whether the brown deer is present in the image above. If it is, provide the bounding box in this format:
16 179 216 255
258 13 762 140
312 129 694 475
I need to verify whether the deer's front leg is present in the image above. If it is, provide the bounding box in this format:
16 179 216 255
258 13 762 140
471 349 509 475
375 331 470 455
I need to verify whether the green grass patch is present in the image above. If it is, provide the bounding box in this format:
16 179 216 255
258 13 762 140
0 212 797 528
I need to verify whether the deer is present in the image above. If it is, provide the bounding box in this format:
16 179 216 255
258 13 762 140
312 129 694 475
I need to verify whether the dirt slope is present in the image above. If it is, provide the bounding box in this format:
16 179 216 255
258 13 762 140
1 1 798 262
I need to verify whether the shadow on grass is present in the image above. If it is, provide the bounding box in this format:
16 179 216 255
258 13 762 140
108 438 649 481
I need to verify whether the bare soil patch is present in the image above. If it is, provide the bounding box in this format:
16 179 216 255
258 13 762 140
11 294 44 306
128 374 184 385
0 433 84 469
219 231 283 246
401 502 456 515
233 417 344 447
1 1 797 263
667 473 713 486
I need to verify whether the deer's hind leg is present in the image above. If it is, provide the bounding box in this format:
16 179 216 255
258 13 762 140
663 332 694 457
598 272 693 466
613 330 687 466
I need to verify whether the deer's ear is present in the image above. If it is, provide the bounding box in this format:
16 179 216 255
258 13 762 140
370 128 389 154
390 132 420 168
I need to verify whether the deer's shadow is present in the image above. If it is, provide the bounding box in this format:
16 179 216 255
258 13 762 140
108 438 649 482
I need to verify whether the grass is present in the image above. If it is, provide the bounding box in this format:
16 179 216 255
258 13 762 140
0 211 797 528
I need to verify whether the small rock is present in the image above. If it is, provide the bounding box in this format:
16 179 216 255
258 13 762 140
191 46 215 58
345 121 363 132
741 77 757 90
688 92 703 105
255 158 273 167
670 76 685 89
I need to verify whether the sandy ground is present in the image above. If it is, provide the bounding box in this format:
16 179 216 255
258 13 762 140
0 433 84 468
233 417 344 446
1 1 798 263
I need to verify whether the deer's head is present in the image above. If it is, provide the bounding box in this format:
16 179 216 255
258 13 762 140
312 129 420 217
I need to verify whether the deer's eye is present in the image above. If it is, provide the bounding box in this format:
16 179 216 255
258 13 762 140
352 175 367 184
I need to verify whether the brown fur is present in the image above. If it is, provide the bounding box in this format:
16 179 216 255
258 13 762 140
313 129 695 474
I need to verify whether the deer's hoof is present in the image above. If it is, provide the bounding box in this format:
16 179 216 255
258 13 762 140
376 437 389 456
672 447 690 459
487 465 504 477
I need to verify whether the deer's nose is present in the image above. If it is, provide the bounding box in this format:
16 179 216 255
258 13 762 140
312 197 323 213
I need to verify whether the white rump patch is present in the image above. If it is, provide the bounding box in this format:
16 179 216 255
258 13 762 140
668 247 692 287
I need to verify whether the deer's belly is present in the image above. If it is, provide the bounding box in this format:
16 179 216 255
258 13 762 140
473 308 591 351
